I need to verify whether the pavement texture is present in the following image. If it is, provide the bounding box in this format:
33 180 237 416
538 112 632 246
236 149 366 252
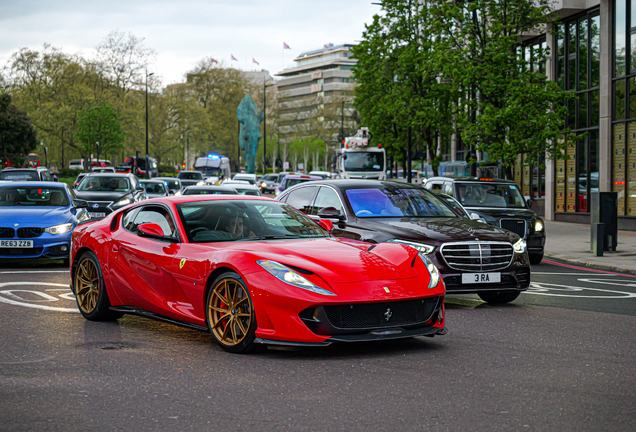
544 220 636 275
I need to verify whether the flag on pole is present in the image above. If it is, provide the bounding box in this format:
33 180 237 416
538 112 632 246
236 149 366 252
323 43 334 49
211 58 218 64
252 58 259 65
283 42 291 50
231 54 238 61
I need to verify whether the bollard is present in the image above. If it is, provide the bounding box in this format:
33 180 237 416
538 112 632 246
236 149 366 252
593 223 605 257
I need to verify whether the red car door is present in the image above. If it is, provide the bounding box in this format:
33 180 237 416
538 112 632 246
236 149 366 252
108 205 180 317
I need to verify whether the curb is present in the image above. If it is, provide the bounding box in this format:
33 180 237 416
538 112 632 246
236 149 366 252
543 253 636 276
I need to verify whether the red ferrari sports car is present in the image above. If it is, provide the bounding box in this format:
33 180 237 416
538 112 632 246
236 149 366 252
70 195 446 353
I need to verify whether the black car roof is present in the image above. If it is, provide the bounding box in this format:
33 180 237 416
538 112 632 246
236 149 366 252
428 176 517 184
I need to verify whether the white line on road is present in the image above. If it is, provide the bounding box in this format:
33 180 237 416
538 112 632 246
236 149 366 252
0 270 69 274
527 282 636 298
0 282 78 312
533 272 619 276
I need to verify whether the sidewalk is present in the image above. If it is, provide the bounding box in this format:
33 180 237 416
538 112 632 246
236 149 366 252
544 220 636 274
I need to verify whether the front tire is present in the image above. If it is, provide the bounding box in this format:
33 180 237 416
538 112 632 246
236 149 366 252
529 252 544 265
74 251 122 321
206 272 257 354
478 290 520 304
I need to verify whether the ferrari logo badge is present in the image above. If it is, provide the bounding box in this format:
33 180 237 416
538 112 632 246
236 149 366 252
383 287 390 293
179 258 186 269
384 308 392 321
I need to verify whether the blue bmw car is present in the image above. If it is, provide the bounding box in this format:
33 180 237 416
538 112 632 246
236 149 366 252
0 182 90 264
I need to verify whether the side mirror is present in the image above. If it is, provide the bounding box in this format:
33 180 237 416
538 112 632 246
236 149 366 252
136 186 145 192
74 199 88 209
137 223 167 238
469 212 481 220
317 206 344 221
318 219 334 232
526 198 533 208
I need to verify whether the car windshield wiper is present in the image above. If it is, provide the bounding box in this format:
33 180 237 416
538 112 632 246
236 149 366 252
235 234 300 241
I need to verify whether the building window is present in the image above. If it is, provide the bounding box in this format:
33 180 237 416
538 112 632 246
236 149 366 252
613 0 636 216
555 9 600 213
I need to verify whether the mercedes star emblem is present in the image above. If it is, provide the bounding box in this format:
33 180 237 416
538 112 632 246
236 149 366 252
92 203 100 209
384 308 392 321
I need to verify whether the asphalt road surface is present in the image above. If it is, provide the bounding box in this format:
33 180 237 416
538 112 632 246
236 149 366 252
0 259 634 431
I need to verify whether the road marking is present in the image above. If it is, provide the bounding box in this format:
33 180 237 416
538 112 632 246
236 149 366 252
526 282 636 299
533 272 620 276
541 259 636 278
0 282 78 312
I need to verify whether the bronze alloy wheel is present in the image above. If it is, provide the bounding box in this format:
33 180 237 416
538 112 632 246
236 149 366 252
208 277 253 347
75 256 100 314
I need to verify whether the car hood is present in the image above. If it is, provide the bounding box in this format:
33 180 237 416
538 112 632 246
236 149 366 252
360 217 517 245
0 206 72 227
73 191 130 202
227 237 423 283
463 207 537 220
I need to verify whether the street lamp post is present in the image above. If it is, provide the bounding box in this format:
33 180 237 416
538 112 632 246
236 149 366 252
145 70 154 179
263 78 275 175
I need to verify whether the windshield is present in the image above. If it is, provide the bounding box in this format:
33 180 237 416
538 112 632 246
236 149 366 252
345 186 457 218
343 151 384 172
456 182 526 208
177 200 330 243
158 179 181 191
77 176 131 192
183 188 235 195
262 175 278 182
285 178 315 188
141 182 167 194
0 187 69 207
234 188 261 196
179 172 203 180
0 170 39 181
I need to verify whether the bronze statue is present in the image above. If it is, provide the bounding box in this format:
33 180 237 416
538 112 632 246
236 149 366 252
237 94 263 174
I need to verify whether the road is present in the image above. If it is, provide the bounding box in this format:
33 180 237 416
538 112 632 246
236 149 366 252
0 259 634 431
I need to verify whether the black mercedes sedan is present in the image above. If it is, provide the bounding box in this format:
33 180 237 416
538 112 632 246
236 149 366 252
424 177 545 264
277 180 531 304
73 173 147 219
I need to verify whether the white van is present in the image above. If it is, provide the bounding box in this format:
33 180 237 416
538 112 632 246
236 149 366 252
69 159 112 170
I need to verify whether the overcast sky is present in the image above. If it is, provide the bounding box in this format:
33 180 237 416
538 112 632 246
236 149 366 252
0 0 380 85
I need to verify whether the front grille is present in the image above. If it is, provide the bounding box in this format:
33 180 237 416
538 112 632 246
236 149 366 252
500 219 527 238
17 227 43 238
1 247 43 256
0 227 14 238
441 242 514 271
323 298 440 329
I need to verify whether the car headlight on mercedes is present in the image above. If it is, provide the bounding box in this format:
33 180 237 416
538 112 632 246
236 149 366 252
260 182 267 188
419 253 440 288
257 260 336 296
45 223 73 235
196 181 205 186
513 238 527 254
387 239 436 254
535 219 544 232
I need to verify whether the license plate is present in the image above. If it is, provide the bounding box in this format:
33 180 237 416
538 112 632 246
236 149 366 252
0 240 34 248
462 272 501 284
89 212 106 218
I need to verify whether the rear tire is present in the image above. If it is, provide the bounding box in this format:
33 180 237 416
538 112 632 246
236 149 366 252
205 272 257 354
529 252 544 265
74 251 122 321
478 291 520 304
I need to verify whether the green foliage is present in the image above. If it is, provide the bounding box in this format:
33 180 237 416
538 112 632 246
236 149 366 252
158 164 177 175
353 0 575 176
0 93 37 156
75 104 124 170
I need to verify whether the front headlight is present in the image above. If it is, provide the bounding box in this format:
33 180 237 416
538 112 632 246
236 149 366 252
535 220 544 232
513 238 527 254
257 260 336 296
78 211 91 222
260 182 267 187
44 223 74 235
387 239 436 254
196 181 205 186
419 253 440 289
111 197 132 209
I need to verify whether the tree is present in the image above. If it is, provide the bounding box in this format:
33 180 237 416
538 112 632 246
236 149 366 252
353 0 575 178
75 104 124 171
431 0 575 177
0 93 37 158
